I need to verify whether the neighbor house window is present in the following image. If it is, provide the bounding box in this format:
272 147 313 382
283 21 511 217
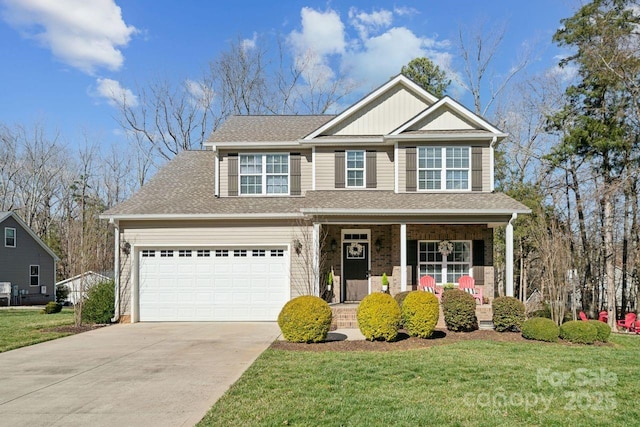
418 147 470 190
30 265 39 286
5 227 16 247
418 241 471 284
239 154 289 195
346 150 365 187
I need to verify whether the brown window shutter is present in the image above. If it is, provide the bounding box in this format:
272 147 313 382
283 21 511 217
228 154 238 196
406 147 416 192
472 147 483 191
472 239 485 285
290 153 301 195
366 150 377 188
335 151 345 188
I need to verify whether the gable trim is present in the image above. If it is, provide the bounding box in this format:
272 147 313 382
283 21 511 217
0 212 60 261
303 75 439 140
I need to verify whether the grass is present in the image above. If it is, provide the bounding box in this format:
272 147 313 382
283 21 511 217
198 334 640 426
0 308 75 352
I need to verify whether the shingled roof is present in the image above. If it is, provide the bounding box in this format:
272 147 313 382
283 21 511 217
206 115 335 143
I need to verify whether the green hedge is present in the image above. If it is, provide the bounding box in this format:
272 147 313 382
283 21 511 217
278 296 332 343
81 280 115 324
357 292 401 341
588 320 611 343
43 301 62 314
401 291 439 338
492 296 525 332
560 320 597 344
521 317 559 342
441 289 477 332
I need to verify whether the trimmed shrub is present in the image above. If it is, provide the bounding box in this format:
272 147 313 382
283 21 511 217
56 284 69 304
43 301 62 314
560 320 597 344
278 295 332 343
357 292 401 341
492 296 525 332
393 291 411 309
401 291 439 338
441 289 478 332
521 317 559 342
81 280 115 324
588 320 611 343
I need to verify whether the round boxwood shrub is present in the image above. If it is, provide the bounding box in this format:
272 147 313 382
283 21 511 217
492 296 525 332
560 320 597 344
393 291 411 309
357 292 401 341
278 295 332 343
521 317 559 342
43 301 62 314
588 320 611 343
401 291 439 338
81 280 115 324
441 289 478 332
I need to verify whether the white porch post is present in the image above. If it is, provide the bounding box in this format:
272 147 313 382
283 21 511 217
400 223 407 292
313 222 320 296
505 213 517 297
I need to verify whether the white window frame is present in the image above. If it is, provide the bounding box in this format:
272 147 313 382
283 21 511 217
5 227 16 247
29 265 39 287
346 150 366 188
239 153 290 195
417 147 471 191
418 240 472 284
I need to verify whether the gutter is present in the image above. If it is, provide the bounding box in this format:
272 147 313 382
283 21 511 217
110 218 120 323
100 212 305 221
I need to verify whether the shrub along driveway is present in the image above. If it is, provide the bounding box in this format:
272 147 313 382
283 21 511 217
0 322 280 427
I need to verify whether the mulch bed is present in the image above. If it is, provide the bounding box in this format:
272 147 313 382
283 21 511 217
44 324 110 334
271 329 528 352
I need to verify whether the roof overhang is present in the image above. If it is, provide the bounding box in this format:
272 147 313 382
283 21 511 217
207 141 302 151
384 132 507 142
100 213 305 222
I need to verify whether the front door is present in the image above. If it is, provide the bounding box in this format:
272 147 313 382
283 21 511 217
342 241 369 301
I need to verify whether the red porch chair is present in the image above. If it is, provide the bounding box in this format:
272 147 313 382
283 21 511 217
579 311 588 321
617 313 637 332
598 311 608 323
418 275 442 302
458 276 482 304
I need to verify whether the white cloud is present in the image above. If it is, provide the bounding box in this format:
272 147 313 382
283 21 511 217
1 0 137 74
242 32 257 51
348 7 393 39
94 78 137 107
288 7 346 58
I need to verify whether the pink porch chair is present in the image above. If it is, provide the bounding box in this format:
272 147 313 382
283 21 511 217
418 275 442 302
579 311 588 321
458 276 482 304
617 313 637 332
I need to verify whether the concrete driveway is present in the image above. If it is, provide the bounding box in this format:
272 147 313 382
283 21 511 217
0 322 280 427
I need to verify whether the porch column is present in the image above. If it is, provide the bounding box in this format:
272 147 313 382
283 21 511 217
400 223 407 292
313 222 320 296
505 213 517 297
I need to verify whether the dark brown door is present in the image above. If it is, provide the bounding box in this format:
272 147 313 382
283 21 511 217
343 242 369 301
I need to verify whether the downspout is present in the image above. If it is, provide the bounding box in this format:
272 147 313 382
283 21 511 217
110 217 120 323
490 136 497 192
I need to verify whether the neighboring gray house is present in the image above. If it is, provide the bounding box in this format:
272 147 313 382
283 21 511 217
0 212 58 306
102 75 530 323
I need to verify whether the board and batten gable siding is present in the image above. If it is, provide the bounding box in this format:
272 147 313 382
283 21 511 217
313 146 395 191
397 143 492 193
218 149 312 197
325 85 431 136
118 220 311 320
0 216 55 302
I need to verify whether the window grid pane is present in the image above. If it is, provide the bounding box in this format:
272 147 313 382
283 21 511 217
240 154 289 195
346 151 365 187
419 240 470 284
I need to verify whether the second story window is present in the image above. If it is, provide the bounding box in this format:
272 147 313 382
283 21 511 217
346 150 365 188
418 147 470 190
5 227 16 247
240 154 289 195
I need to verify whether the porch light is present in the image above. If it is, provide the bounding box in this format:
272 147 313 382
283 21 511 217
375 238 382 252
293 239 303 255
330 238 338 252
122 241 131 255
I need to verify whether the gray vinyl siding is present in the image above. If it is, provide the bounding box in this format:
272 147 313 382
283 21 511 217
0 217 56 304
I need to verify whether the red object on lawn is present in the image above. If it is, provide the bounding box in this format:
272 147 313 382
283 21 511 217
458 276 482 304
634 320 640 334
598 311 608 323
617 313 637 332
579 311 588 321
418 275 441 301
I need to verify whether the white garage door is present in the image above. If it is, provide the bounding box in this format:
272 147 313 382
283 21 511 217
138 248 289 321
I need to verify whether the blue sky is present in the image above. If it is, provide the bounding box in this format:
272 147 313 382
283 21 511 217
0 0 579 150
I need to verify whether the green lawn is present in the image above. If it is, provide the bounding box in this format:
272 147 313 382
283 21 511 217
0 308 75 352
199 335 640 426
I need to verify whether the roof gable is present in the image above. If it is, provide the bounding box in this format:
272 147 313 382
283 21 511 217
0 211 60 261
304 75 439 139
